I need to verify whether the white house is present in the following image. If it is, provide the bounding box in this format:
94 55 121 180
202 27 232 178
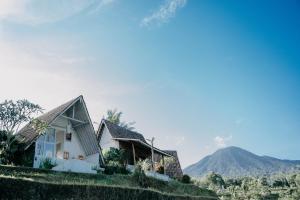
96 120 184 181
97 119 172 169
16 96 104 174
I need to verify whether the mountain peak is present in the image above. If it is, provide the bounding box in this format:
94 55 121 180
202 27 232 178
183 146 300 178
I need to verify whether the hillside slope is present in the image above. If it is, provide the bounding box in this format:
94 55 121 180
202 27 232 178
184 146 300 178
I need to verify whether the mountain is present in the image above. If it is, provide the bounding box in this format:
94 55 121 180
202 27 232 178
183 146 300 178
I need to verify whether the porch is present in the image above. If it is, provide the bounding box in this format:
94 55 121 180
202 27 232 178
116 138 172 174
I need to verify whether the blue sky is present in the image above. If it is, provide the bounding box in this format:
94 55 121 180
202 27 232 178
0 0 300 167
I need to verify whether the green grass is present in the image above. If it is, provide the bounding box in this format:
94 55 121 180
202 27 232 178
0 165 218 199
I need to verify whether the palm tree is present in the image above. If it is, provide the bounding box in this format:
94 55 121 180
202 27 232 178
105 109 135 131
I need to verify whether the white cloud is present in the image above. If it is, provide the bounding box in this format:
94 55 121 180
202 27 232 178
0 0 116 25
214 135 233 148
141 0 187 27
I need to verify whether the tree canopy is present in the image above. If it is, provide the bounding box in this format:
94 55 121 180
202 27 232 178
0 99 43 133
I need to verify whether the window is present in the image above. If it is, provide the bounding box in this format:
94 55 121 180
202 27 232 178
45 129 55 142
66 133 72 141
63 151 69 160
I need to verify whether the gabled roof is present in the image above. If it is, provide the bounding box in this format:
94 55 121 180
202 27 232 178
16 96 102 162
16 97 79 147
99 119 147 143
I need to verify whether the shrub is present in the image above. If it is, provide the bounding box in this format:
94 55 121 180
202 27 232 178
39 158 56 169
181 174 191 184
103 147 127 166
104 160 129 175
133 165 150 188
104 165 129 175
156 165 164 174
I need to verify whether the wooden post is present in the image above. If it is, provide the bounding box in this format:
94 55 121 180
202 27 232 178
132 143 136 165
162 155 165 175
151 137 154 171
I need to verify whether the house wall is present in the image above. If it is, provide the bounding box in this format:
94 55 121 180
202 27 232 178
51 117 86 159
99 126 119 150
86 153 99 164
64 128 86 159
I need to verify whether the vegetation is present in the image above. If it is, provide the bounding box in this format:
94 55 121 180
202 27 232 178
102 147 129 175
194 172 300 200
0 165 218 200
0 99 43 133
182 174 192 184
105 109 135 130
0 99 43 165
39 158 57 169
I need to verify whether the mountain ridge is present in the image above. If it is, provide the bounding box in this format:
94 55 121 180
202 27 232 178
183 146 300 178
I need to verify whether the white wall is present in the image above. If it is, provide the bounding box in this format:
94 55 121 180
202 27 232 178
99 126 119 150
52 117 86 159
86 153 99 165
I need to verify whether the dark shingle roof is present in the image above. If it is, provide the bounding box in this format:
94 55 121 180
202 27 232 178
16 96 81 148
102 119 147 143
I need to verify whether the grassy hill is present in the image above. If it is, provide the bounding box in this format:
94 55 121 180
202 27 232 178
184 146 300 178
0 165 218 200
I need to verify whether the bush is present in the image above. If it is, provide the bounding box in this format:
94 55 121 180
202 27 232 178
181 174 191 184
156 165 165 174
103 147 127 166
133 165 150 188
104 165 129 175
39 158 56 169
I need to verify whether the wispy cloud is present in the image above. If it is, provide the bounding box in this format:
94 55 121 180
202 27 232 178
214 135 233 148
0 0 116 25
141 0 187 27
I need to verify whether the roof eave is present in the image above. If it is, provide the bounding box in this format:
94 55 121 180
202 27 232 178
113 138 173 157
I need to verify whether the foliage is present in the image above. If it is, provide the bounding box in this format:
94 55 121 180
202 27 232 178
156 165 165 174
133 164 150 188
137 158 152 172
104 164 129 175
0 130 19 165
103 147 127 166
0 99 43 165
0 165 218 199
103 148 129 174
0 99 43 133
163 157 175 167
194 171 300 200
181 174 191 184
30 119 49 136
105 109 135 130
39 158 56 169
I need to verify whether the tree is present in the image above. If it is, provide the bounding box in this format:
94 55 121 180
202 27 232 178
0 99 43 165
105 109 135 130
206 172 226 189
0 99 43 133
0 130 19 164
